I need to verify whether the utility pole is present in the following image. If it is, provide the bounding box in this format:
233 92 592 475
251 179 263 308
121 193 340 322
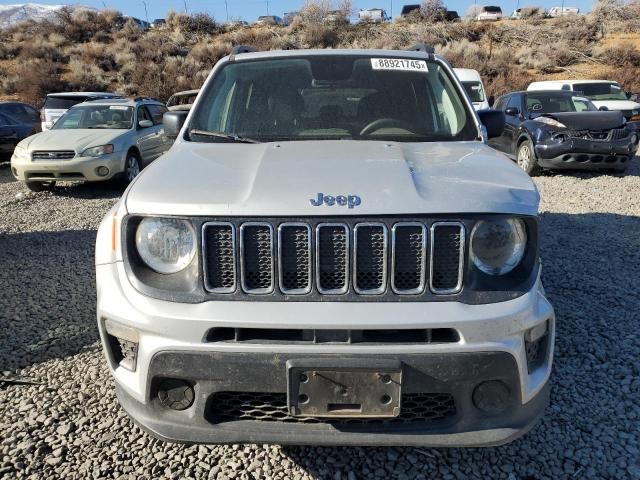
267 0 270 15
142 1 148 22
224 0 229 21
183 0 188 13
561 0 565 16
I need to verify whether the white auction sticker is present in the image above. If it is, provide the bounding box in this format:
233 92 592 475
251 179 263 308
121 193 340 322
371 58 428 72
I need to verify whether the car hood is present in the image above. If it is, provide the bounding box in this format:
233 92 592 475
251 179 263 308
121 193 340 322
539 111 625 130
589 99 640 111
125 140 539 217
18 129 125 152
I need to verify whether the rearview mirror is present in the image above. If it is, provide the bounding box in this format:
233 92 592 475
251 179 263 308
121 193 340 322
598 106 609 111
478 109 505 139
163 111 188 139
138 119 153 128
504 107 520 116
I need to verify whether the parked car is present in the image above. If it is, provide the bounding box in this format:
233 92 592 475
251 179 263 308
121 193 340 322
11 97 171 192
358 8 390 22
527 80 640 125
283 11 300 24
0 113 37 159
475 6 503 21
325 10 350 24
96 45 555 447
151 18 166 28
255 15 283 25
547 6 579 16
400 4 421 18
445 10 460 20
490 90 638 175
167 90 200 112
41 92 123 131
510 8 522 18
0 101 40 133
454 68 490 110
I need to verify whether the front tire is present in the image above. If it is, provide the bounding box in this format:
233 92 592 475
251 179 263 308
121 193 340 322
516 139 542 177
122 151 141 186
25 181 56 192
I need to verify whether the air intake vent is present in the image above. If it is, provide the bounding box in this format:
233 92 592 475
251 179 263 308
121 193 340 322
430 223 464 294
391 223 427 294
203 223 236 293
278 223 312 294
353 223 388 294
240 223 274 294
316 224 349 294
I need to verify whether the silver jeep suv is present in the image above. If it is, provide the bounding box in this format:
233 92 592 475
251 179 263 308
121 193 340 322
11 97 170 191
96 46 555 446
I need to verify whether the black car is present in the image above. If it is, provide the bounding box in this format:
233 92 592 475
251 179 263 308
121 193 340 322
0 101 40 133
490 90 639 175
0 112 37 159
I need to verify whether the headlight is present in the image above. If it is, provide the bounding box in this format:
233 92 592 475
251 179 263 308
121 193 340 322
135 218 196 274
470 219 527 275
12 144 27 156
534 116 566 129
81 144 114 157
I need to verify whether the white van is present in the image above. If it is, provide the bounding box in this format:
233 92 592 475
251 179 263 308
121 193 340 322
358 8 389 23
475 6 503 21
547 6 579 17
454 68 490 110
527 80 640 123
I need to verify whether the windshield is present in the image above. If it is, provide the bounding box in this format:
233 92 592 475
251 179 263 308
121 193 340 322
168 94 198 107
574 83 628 101
461 81 485 103
525 93 597 114
189 56 476 143
53 105 134 130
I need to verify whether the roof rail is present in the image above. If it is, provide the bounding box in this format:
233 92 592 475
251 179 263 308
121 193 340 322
230 45 257 55
133 96 162 103
406 44 435 54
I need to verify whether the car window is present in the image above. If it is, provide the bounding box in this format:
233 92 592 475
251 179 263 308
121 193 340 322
0 104 30 121
53 105 134 129
493 96 508 111
44 96 87 110
573 82 628 101
461 81 485 103
190 56 477 143
0 113 9 126
506 95 521 111
137 106 153 126
147 104 168 125
525 93 597 114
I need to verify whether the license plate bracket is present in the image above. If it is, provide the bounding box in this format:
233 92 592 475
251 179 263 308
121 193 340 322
286 359 402 418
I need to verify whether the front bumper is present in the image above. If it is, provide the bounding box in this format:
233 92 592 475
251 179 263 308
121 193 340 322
535 135 637 170
11 152 125 182
97 261 555 446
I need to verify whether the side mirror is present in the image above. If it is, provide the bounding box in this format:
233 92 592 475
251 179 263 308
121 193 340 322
504 107 520 116
598 106 609 111
478 109 505 139
163 111 188 139
488 95 495 107
138 119 154 128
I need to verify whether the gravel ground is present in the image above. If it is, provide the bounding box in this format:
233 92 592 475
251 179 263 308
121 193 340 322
1 157 639 480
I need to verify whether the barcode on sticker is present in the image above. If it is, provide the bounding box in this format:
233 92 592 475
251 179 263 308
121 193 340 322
371 58 428 72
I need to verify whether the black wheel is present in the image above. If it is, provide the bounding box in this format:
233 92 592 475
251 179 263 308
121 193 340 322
516 139 542 176
122 151 141 185
25 181 56 192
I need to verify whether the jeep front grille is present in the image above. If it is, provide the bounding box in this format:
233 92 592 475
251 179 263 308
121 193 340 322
202 220 465 297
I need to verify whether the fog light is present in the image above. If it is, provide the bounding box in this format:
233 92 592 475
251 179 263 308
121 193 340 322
157 379 195 411
525 320 550 373
104 318 139 371
472 380 511 414
96 166 110 177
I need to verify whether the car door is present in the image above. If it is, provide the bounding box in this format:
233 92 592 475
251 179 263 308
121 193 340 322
488 95 510 152
135 105 159 164
0 113 19 154
500 94 525 157
146 104 171 155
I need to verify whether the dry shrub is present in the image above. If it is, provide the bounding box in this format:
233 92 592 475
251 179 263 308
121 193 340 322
302 24 340 48
77 42 117 71
188 41 231 68
63 59 107 90
420 0 447 22
298 0 332 24
17 38 66 63
166 11 219 36
519 6 544 18
595 42 640 67
0 60 64 107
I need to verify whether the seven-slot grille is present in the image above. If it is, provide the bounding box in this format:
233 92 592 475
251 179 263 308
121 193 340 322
31 150 76 160
202 221 465 296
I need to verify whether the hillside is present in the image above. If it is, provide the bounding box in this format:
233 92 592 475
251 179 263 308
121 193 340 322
0 3 89 28
0 3 639 107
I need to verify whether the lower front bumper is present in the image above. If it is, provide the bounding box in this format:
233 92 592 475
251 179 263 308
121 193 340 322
10 152 125 182
535 137 636 170
116 350 550 447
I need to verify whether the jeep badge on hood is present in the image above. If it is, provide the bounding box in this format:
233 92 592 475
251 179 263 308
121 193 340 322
310 192 362 208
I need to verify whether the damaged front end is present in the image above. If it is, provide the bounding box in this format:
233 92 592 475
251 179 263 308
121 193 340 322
532 112 638 170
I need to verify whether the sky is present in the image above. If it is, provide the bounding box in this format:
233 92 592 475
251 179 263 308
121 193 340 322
0 0 595 22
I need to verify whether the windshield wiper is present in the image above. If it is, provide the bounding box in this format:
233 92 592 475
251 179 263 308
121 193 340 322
188 129 260 143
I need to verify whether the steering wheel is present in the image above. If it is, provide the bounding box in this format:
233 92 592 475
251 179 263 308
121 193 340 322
359 118 416 136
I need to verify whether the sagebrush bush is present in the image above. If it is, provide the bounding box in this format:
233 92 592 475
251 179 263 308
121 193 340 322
63 59 107 91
